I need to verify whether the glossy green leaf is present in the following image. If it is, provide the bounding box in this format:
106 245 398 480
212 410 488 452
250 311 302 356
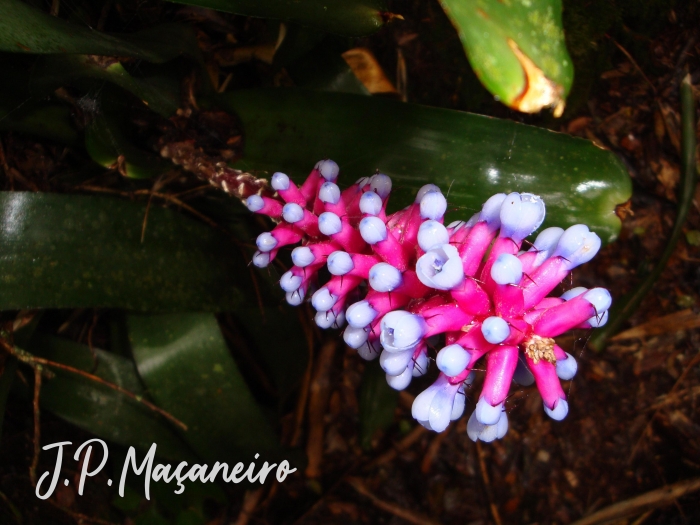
0 192 252 311
127 313 280 463
438 0 573 114
85 102 172 179
0 0 201 64
358 362 398 450
30 335 198 462
222 88 631 243
166 0 388 37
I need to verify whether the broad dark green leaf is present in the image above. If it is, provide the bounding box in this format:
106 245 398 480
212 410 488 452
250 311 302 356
85 103 172 179
0 0 198 63
166 0 388 37
221 88 631 243
35 55 181 117
0 102 78 145
438 0 573 114
31 335 198 462
0 192 252 312
358 362 398 450
128 313 280 463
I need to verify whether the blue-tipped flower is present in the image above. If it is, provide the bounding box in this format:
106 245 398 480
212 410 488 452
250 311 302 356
346 300 378 328
436 344 470 377
369 173 392 199
327 251 354 276
319 182 341 204
415 244 464 290
528 227 565 266
467 411 508 442
318 212 342 236
555 352 577 380
343 326 369 349
475 397 504 425
256 232 277 252
359 191 383 215
282 202 304 223
271 172 290 191
499 192 545 241
246 194 264 212
479 193 507 230
481 316 510 344
311 287 336 312
380 311 426 351
359 216 387 244
491 253 523 285
280 271 302 292
420 191 447 220
544 398 568 421
553 224 602 269
317 159 339 181
368 263 402 292
252 251 270 268
291 246 314 268
414 184 441 203
417 220 449 251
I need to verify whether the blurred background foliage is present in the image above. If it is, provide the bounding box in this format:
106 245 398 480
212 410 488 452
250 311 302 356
0 0 692 523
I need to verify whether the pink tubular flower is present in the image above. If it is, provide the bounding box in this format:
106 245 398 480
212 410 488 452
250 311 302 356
248 160 611 443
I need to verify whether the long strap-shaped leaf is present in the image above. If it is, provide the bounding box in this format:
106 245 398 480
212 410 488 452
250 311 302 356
31 335 198 462
166 0 389 37
0 193 251 312
221 88 631 243
0 0 198 63
128 313 281 463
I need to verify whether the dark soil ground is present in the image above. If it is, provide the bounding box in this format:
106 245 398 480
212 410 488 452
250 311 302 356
1 0 699 524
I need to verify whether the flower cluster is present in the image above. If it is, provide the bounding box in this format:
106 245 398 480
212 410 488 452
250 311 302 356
248 160 610 442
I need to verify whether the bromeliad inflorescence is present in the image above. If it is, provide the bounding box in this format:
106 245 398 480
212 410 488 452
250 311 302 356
247 160 610 442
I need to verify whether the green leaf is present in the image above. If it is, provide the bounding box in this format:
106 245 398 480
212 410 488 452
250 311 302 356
30 335 198 462
221 88 631 243
0 0 201 63
127 313 280 463
34 55 181 118
438 0 573 115
0 101 79 145
358 362 398 450
0 192 252 312
84 99 172 179
166 0 389 37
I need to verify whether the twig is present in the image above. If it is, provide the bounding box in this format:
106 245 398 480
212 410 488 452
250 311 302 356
30 366 42 486
0 338 187 431
346 477 441 525
607 37 656 93
476 441 503 525
590 74 697 350
305 338 338 478
231 487 265 525
420 425 451 474
367 425 427 468
570 478 700 525
290 308 316 447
